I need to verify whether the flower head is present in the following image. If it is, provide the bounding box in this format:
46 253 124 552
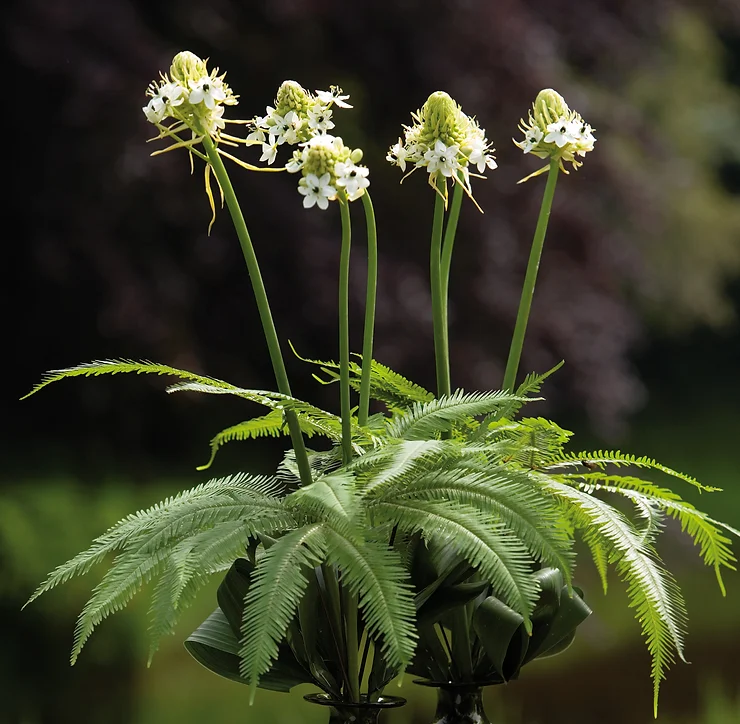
387 91 496 206
514 88 596 180
291 135 369 210
142 50 239 143
245 82 353 166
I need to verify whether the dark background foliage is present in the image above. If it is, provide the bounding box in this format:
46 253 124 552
3 1 740 723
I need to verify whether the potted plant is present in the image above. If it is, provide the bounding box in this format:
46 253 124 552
23 51 740 723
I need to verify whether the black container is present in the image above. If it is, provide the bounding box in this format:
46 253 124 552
304 693 407 724
414 680 496 724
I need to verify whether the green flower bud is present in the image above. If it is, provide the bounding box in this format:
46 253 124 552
275 81 313 117
533 89 570 131
419 91 467 147
350 148 364 164
170 51 208 85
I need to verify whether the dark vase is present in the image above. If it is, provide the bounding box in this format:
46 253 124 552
304 693 406 724
414 680 494 724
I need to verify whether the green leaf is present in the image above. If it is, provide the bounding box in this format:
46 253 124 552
185 607 310 692
239 524 327 699
388 390 534 441
472 595 525 681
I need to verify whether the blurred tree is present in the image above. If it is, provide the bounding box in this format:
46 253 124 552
4 1 740 451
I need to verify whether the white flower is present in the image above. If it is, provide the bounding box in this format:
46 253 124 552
202 104 226 136
189 77 226 109
307 105 335 133
143 97 167 124
298 172 336 210
544 118 579 148
246 128 266 145
335 161 370 200
158 82 185 107
269 110 301 145
315 86 352 109
260 137 278 164
423 139 461 177
467 138 497 173
574 122 596 155
387 139 409 172
520 126 544 154
286 149 305 173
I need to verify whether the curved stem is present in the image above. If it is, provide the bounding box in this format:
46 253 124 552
338 199 353 465
358 192 378 428
502 159 560 391
430 176 451 398
201 136 312 485
440 179 464 305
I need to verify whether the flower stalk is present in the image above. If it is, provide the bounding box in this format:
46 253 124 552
502 159 560 391
201 135 313 485
430 176 451 398
358 192 378 428
339 199 353 464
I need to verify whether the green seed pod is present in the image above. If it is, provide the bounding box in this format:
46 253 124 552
533 89 570 131
275 81 313 117
420 91 467 147
170 51 208 85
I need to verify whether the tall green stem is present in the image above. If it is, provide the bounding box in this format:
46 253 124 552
440 179 464 306
338 200 353 465
502 159 560 391
201 137 312 486
430 177 451 398
358 192 377 428
343 587 360 702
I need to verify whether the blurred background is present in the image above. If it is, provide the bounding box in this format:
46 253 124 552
3 0 740 722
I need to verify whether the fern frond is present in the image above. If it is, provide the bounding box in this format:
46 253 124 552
290 343 434 411
559 473 737 595
25 473 282 606
545 478 688 714
381 466 574 582
544 450 719 493
371 498 538 627
240 524 327 698
167 382 377 451
287 472 361 539
146 520 260 662
483 361 564 424
71 549 170 663
357 440 450 495
197 411 321 471
324 529 417 672
22 359 241 400
388 390 532 441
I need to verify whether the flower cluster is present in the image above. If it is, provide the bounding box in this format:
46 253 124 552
246 82 352 166
386 91 497 201
514 89 596 180
290 135 369 210
142 51 239 141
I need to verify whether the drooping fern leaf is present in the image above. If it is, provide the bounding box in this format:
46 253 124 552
370 498 538 629
559 473 738 595
545 478 689 716
381 465 574 584
323 530 417 673
25 472 283 606
197 411 321 471
239 524 327 700
21 359 243 400
544 450 719 493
